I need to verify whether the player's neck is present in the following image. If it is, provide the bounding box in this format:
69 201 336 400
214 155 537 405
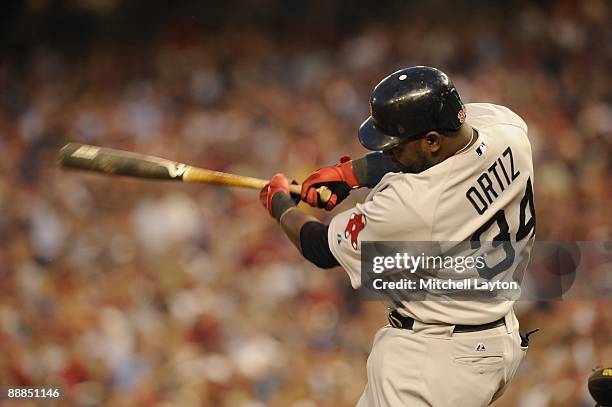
446 125 476 158
417 125 477 171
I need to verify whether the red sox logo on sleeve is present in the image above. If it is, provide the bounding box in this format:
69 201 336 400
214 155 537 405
344 213 366 250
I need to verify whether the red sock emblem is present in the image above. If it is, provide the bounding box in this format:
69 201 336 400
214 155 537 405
344 213 366 250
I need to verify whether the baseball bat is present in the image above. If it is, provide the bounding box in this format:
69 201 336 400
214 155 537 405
58 143 332 202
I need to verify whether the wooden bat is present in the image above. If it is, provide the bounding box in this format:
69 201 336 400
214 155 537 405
58 143 332 202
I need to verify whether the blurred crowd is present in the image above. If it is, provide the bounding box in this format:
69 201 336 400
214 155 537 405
0 0 610 406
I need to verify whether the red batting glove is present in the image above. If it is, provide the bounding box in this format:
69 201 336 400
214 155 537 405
301 156 360 210
260 173 292 217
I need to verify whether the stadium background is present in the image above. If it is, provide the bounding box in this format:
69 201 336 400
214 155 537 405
0 0 610 405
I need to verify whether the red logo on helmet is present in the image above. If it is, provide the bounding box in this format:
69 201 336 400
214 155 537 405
344 213 366 250
458 106 466 124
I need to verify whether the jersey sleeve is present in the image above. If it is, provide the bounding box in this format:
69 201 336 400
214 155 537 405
327 182 429 288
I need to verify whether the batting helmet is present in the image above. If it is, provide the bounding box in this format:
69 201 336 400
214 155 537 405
358 66 466 151
589 367 612 406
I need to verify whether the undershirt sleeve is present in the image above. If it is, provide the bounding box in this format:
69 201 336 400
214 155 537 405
352 152 398 188
299 222 340 269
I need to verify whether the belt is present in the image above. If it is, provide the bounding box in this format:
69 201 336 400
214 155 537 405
387 310 506 333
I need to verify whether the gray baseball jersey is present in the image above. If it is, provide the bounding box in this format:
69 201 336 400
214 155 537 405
328 103 535 325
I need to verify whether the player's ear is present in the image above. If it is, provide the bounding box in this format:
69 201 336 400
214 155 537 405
423 131 441 152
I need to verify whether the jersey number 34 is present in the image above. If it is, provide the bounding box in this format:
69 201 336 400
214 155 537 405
470 178 536 279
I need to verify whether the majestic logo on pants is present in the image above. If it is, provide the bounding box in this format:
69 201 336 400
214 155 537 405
344 213 366 250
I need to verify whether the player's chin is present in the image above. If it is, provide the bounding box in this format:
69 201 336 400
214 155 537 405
407 157 431 174
390 157 407 171
393 159 420 174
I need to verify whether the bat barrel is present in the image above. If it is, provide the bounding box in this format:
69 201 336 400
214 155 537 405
59 143 190 180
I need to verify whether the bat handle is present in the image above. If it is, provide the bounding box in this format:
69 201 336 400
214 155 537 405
316 186 333 204
289 184 333 205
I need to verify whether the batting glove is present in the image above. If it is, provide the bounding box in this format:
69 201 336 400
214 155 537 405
260 173 299 220
301 156 359 211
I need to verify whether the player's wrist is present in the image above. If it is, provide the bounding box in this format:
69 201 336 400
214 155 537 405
271 192 297 221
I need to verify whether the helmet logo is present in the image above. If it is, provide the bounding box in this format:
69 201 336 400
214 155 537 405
458 106 466 124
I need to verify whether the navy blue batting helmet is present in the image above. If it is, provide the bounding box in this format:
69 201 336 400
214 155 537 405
358 66 466 151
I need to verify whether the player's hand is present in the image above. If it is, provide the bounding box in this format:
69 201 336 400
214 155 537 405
301 156 359 210
260 173 299 217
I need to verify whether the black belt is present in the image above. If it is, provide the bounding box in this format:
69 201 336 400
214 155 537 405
387 310 505 333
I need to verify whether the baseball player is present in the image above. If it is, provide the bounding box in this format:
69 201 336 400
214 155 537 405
260 66 536 406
